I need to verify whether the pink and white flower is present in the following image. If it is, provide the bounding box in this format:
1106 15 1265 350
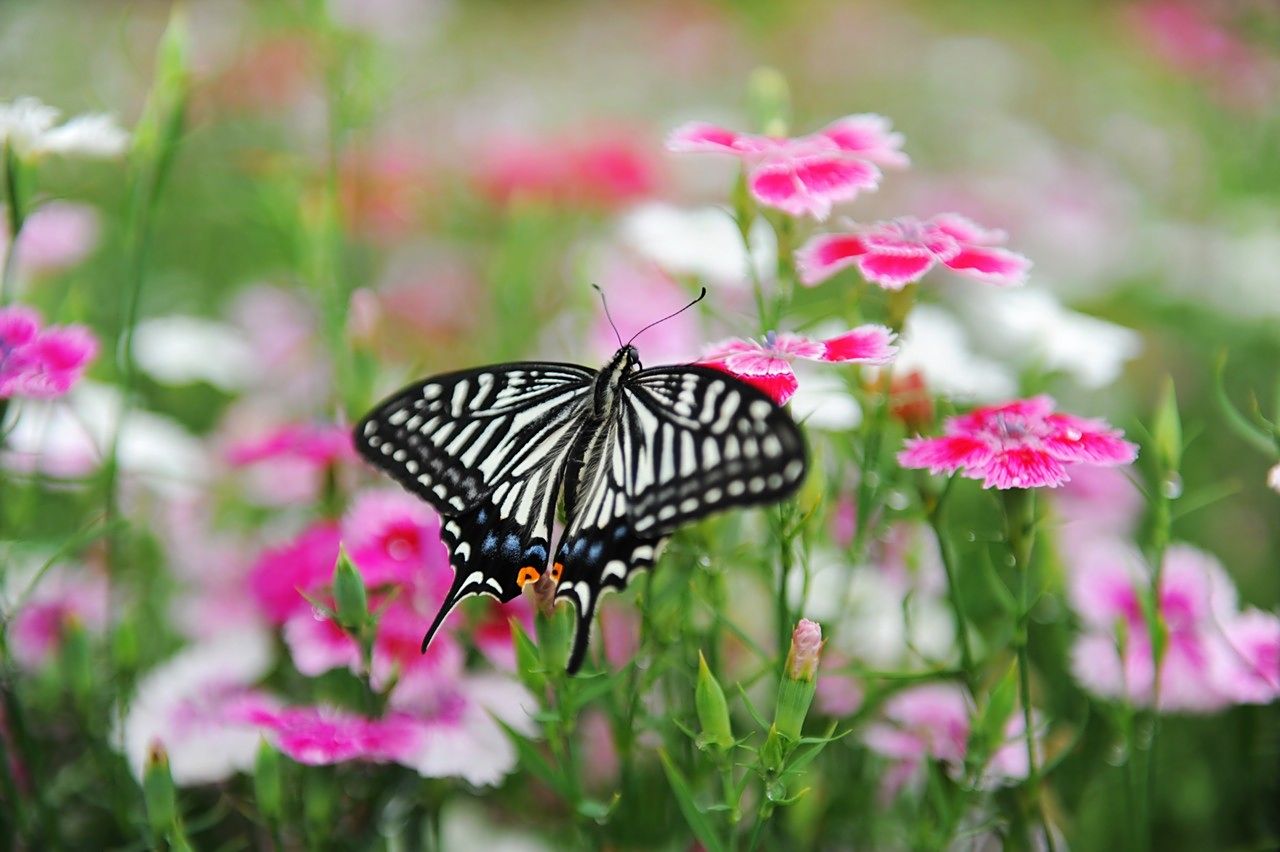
117 632 277 785
343 488 452 591
797 214 1030 289
241 704 423 766
0 305 97 399
702 326 896 405
1 201 100 282
1210 609 1280 705
898 395 1137 490
7 564 109 670
667 114 906 220
1067 542 1245 713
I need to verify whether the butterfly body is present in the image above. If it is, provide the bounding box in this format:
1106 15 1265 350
356 344 807 672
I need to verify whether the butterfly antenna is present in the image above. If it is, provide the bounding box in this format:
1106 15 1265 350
592 284 624 348
626 287 708 346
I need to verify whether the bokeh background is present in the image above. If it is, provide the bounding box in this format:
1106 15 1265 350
2 0 1278 848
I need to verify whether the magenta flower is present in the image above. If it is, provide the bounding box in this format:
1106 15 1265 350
243 704 423 766
248 522 342 623
0 305 97 399
898 396 1137 490
1067 542 1246 713
667 114 906 220
702 326 896 405
225 422 354 505
343 488 452 591
796 214 1031 289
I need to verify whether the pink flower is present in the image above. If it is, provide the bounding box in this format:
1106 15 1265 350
247 704 424 766
1052 464 1145 544
797 214 1031 289
1210 609 1280 705
1067 542 1244 713
225 422 354 506
342 488 452 591
476 128 659 211
702 326 896 405
248 522 342 623
898 395 1137 490
0 305 97 399
1 201 100 279
8 565 109 670
668 114 906 220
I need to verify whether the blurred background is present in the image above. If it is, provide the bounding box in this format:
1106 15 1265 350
2 0 1278 847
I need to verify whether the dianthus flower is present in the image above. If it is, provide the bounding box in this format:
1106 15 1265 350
0 305 97 399
797 214 1030 288
898 396 1137 489
667 114 906 220
702 326 896 405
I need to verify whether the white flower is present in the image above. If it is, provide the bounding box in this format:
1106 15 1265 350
963 287 1141 389
0 97 129 159
1268 463 1280 494
890 305 1016 401
2 381 208 493
117 631 275 785
618 202 775 290
134 316 256 391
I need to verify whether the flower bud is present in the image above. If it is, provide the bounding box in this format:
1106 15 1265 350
1267 462 1280 494
1152 376 1182 477
747 67 791 137
254 739 282 824
332 546 368 630
785 619 823 682
346 288 382 351
143 740 177 835
774 620 822 744
695 652 734 752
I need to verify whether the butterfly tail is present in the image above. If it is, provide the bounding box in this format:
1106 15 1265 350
564 588 600 675
420 571 472 654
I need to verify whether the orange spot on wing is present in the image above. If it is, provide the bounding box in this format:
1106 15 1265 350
516 566 541 587
550 562 564 582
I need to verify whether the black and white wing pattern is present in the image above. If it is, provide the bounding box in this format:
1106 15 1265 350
554 365 807 672
355 363 594 648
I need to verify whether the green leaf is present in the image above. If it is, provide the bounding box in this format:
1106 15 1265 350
496 720 570 800
510 618 546 694
658 749 727 852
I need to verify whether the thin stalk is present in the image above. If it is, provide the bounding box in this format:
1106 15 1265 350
1 144 25 306
925 476 978 695
1002 488 1057 852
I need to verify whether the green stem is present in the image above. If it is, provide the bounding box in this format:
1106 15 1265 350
1002 488 1056 852
1 144 25 306
926 477 978 695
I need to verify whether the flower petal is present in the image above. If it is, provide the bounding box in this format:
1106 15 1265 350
749 154 880 220
665 122 752 155
820 325 897 364
856 251 937 290
898 435 994 475
1042 414 1139 465
795 233 868 286
943 246 1031 286
813 114 909 168
976 447 1069 489
930 213 1005 245
705 359 798 405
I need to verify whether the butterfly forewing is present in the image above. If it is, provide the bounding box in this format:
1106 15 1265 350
553 364 806 672
355 363 595 646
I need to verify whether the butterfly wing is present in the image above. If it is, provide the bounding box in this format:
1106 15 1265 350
355 363 594 648
554 364 807 672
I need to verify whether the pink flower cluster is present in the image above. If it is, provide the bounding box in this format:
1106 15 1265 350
797 215 1030 289
1067 542 1280 712
899 396 1138 490
0 305 97 399
862 683 1039 800
667 114 906 220
702 326 896 405
224 421 355 505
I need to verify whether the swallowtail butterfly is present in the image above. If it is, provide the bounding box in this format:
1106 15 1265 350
355 293 808 673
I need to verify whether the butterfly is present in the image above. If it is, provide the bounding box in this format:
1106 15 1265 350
354 290 808 673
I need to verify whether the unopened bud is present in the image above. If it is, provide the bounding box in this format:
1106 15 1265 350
695 652 734 752
785 619 823 683
332 546 368 630
143 741 177 834
1267 462 1280 494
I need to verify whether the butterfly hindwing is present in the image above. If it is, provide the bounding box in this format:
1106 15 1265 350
355 363 594 646
554 365 807 672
